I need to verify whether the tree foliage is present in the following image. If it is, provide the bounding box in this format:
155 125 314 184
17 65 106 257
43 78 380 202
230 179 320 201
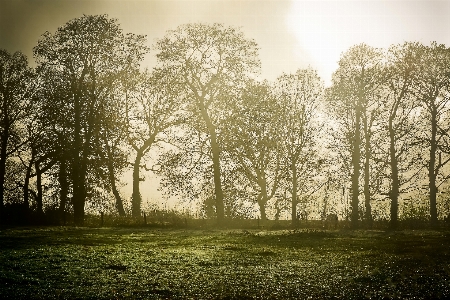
0 49 36 221
33 14 148 225
154 23 260 222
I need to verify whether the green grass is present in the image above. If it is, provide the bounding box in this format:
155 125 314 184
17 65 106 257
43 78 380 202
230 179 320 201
0 227 449 299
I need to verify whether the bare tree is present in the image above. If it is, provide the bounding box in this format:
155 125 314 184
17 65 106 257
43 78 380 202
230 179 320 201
124 69 185 217
382 42 423 229
274 68 324 226
33 15 148 225
326 44 384 229
410 42 450 227
154 23 260 223
225 80 283 221
0 49 36 221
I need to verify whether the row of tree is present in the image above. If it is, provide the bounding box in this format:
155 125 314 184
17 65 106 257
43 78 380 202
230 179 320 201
1 14 449 228
327 42 450 229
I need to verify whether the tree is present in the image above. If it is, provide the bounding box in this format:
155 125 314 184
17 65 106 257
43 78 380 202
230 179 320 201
225 80 283 221
274 68 324 225
92 92 128 217
382 42 423 229
35 61 74 223
33 14 148 225
125 68 185 217
154 23 260 222
326 44 384 229
0 49 36 221
411 42 450 227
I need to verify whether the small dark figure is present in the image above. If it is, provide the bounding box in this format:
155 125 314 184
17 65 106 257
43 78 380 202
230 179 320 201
325 213 338 229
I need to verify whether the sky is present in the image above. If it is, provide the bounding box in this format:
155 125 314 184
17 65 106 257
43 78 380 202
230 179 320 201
1 0 449 206
2 0 449 85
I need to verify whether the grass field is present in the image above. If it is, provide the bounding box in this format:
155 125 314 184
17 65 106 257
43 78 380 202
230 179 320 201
0 226 449 299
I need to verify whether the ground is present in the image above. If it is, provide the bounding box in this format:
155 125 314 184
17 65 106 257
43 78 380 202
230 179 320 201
0 226 449 299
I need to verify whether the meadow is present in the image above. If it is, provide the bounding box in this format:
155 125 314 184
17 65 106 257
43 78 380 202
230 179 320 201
0 224 449 299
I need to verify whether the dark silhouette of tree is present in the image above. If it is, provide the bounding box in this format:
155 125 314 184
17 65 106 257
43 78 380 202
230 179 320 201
225 80 283 221
0 49 36 222
274 68 324 226
154 23 260 223
382 42 423 229
124 68 185 217
326 44 384 229
35 60 74 223
33 14 148 225
411 42 450 227
89 105 128 217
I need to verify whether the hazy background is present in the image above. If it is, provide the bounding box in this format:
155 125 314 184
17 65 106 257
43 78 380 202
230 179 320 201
1 0 449 208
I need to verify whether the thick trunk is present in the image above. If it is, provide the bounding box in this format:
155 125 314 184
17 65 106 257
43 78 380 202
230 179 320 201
291 163 298 226
73 164 86 226
132 150 144 217
429 107 438 227
72 159 87 226
197 96 224 223
258 192 267 222
258 179 270 222
389 121 399 230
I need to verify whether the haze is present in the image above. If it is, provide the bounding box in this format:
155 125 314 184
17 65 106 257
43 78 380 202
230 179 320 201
1 0 448 206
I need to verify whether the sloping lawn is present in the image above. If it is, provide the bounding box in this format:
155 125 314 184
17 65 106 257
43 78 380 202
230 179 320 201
0 227 449 299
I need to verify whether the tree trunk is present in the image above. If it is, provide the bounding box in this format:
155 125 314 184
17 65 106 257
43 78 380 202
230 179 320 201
23 159 34 209
72 159 87 226
35 161 44 215
351 101 361 229
210 130 225 223
388 119 399 230
363 119 372 228
110 167 125 217
72 91 85 226
197 95 224 223
257 192 267 222
106 144 125 216
429 106 438 227
58 159 69 225
132 150 144 217
291 163 298 226
0 127 8 223
73 163 86 226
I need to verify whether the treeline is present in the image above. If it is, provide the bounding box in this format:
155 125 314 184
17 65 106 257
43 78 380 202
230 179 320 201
1 15 449 228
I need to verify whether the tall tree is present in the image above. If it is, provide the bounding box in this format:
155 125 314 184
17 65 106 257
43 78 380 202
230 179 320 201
274 68 324 226
326 44 384 229
225 81 283 221
33 14 148 225
125 68 185 217
92 94 128 217
382 42 423 229
154 23 260 223
36 61 74 223
0 49 36 221
411 42 450 227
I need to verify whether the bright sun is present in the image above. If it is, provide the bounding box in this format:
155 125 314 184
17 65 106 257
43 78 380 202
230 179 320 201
285 0 449 86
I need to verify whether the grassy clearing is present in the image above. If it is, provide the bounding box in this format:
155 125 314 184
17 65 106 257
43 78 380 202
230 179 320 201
0 226 449 299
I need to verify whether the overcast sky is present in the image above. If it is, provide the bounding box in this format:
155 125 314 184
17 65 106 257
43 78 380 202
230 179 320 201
1 0 449 86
